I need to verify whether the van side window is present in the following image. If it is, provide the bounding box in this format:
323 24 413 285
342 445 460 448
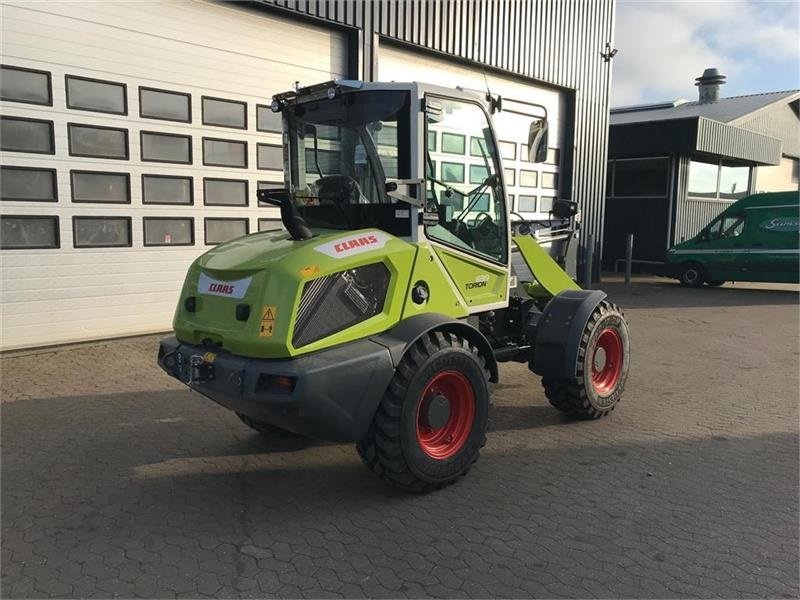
720 214 745 238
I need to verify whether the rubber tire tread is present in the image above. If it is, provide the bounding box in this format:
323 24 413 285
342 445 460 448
542 300 628 420
356 331 489 493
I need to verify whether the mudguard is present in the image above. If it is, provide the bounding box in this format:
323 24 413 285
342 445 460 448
531 289 607 379
372 313 499 383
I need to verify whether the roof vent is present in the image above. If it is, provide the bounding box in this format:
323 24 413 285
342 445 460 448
695 68 726 104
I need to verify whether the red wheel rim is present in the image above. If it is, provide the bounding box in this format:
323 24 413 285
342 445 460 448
591 327 623 395
416 370 475 460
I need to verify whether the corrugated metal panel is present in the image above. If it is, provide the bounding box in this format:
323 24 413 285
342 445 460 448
696 117 782 166
674 198 733 243
735 100 800 158
256 0 615 265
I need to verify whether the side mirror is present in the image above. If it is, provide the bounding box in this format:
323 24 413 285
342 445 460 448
551 199 578 219
527 117 549 163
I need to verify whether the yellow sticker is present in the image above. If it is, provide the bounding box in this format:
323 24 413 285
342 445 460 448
300 265 319 277
260 305 277 338
202 351 217 364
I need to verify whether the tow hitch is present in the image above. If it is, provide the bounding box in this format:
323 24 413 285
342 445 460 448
189 355 215 384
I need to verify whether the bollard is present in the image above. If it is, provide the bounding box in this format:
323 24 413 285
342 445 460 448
583 232 594 288
624 234 634 285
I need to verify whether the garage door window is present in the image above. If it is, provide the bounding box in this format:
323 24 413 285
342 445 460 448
205 218 248 244
68 123 128 159
203 138 247 168
470 165 488 185
1 166 57 201
141 131 192 164
258 218 282 232
441 162 465 183
520 170 538 188
0 65 52 105
518 195 537 212
442 132 466 155
256 105 282 133
142 175 193 205
504 168 516 186
257 144 283 171
73 216 132 248
143 217 194 246
65 75 127 115
540 196 556 213
202 97 247 129
71 171 130 203
203 178 248 206
0 215 59 249
541 172 558 189
1 117 54 154
139 87 191 123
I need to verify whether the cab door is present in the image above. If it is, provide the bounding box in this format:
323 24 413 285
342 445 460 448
696 212 749 281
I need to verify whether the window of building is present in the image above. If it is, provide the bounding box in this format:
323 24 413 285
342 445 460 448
469 164 489 185
472 193 490 211
540 196 556 213
142 175 193 205
256 104 282 133
546 147 560 165
470 136 488 157
440 162 465 183
258 218 282 232
1 166 57 201
499 140 517 161
687 159 718 199
203 178 248 206
73 216 131 248
0 215 59 249
202 97 247 129
203 138 247 168
65 75 127 115
140 131 192 164
205 218 248 244
441 132 466 155
143 217 194 246
541 172 558 189
504 168 516 186
518 195 537 212
520 170 538 188
68 123 128 159
719 165 750 200
612 157 669 197
139 87 191 122
0 65 52 105
257 144 283 171
427 131 437 152
70 171 130 203
1 117 54 154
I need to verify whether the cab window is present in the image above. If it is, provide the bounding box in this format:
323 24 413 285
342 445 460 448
707 214 745 240
424 96 507 263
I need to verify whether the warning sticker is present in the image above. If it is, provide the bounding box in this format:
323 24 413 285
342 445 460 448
260 305 277 338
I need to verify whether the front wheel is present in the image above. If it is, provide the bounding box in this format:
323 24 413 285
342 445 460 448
543 300 630 419
678 262 705 287
357 331 490 493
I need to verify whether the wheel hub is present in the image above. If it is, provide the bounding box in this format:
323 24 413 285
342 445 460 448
416 371 476 460
422 394 451 429
591 327 623 396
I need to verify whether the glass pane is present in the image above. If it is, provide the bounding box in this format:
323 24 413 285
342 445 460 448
540 196 556 213
66 77 125 114
0 66 50 104
427 130 437 151
0 216 58 248
258 218 282 232
721 214 745 238
441 162 465 183
142 176 192 205
256 105 282 132
304 148 342 176
473 193 490 211
614 158 669 197
499 141 516 160
203 97 246 128
470 136 485 156
1 167 56 201
141 132 190 163
546 148 560 165
1 118 53 153
688 160 719 198
469 164 489 184
441 132 466 154
257 144 283 170
518 195 537 212
203 138 246 167
74 217 130 247
206 218 247 244
204 179 247 206
140 88 190 122
374 124 399 179
504 168 516 186
69 124 126 158
72 172 129 203
719 166 749 200
520 170 538 188
541 172 558 189
144 218 193 245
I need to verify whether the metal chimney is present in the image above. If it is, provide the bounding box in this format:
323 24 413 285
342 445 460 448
695 68 726 103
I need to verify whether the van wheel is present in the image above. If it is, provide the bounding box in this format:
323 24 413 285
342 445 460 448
678 262 705 287
356 331 490 493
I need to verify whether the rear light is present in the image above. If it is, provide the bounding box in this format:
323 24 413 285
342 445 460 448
292 262 391 348
184 296 197 312
255 373 296 394
273 375 296 393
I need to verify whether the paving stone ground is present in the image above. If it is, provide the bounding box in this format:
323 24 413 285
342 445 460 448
1 277 798 599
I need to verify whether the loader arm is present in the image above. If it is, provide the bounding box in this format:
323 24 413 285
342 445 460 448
512 233 581 298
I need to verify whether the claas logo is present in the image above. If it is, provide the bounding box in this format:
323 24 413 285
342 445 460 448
334 235 379 254
208 283 235 295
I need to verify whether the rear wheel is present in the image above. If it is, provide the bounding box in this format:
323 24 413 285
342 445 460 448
678 262 705 287
237 413 301 438
357 331 489 493
543 301 630 419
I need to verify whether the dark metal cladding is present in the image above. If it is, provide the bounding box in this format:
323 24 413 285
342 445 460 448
255 0 615 273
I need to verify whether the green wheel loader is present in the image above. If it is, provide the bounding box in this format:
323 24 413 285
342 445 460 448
158 80 631 492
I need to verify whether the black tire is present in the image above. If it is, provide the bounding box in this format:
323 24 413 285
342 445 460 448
237 413 301 438
706 280 725 287
678 262 705 287
356 331 490 493
543 300 630 419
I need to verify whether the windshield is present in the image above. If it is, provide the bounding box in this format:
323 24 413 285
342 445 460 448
285 90 411 231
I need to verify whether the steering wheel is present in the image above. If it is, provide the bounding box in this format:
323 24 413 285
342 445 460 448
473 212 494 228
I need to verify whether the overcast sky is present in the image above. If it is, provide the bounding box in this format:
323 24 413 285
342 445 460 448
611 0 800 107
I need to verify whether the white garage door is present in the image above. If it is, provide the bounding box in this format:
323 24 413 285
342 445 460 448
0 1 347 350
379 44 567 218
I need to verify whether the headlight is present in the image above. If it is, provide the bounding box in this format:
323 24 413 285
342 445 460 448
292 262 391 348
